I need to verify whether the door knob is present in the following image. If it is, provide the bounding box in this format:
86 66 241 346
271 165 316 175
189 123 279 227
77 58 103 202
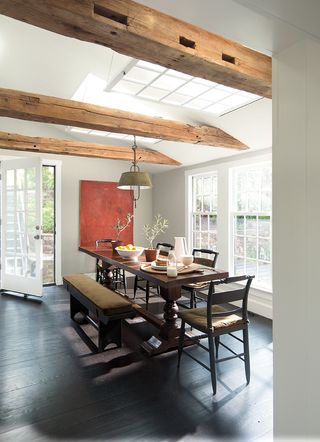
34 234 40 240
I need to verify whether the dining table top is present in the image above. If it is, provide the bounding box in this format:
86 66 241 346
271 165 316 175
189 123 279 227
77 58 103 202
79 246 229 289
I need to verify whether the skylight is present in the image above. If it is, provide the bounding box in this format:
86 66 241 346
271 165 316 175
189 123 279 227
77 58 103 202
67 127 161 144
106 60 262 115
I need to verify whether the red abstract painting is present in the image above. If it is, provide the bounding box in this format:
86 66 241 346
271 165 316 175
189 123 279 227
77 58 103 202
80 181 134 247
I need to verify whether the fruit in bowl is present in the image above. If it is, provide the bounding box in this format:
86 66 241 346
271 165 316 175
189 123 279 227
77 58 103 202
115 244 144 260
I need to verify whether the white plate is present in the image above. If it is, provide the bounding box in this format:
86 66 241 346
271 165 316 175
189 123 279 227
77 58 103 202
151 260 167 270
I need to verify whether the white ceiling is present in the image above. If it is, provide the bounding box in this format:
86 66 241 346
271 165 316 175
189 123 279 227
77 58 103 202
0 1 315 173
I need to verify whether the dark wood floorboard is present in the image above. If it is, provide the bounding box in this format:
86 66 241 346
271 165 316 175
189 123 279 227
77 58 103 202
0 285 273 441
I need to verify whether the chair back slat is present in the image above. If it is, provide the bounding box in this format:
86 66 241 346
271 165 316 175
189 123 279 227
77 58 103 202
194 257 215 267
156 242 174 256
206 275 254 327
209 288 246 305
192 248 219 268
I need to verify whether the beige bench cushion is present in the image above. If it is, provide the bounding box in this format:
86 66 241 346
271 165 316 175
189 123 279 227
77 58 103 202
63 274 132 316
178 305 246 332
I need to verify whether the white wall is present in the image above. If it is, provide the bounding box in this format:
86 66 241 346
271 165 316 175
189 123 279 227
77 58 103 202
153 148 272 318
273 38 320 438
0 119 153 279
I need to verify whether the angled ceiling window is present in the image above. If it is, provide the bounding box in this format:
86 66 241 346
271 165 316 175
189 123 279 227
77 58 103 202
106 60 262 116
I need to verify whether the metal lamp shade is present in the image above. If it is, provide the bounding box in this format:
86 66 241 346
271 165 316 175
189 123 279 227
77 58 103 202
118 171 152 190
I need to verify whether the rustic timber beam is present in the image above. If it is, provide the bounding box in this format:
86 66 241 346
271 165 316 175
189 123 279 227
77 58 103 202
0 0 272 98
0 131 181 165
0 89 248 150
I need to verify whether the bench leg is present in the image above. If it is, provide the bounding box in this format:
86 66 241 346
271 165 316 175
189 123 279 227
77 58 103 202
70 294 88 321
98 319 122 352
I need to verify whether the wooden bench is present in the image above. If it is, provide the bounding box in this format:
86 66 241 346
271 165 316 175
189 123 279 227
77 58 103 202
63 274 134 352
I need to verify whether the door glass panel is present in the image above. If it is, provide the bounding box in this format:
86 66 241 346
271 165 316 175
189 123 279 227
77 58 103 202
16 169 25 189
26 167 36 189
7 170 15 190
7 190 15 211
5 256 15 275
16 190 25 211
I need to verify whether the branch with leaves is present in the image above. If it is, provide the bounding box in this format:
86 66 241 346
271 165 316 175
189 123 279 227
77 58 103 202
112 213 134 240
143 214 169 248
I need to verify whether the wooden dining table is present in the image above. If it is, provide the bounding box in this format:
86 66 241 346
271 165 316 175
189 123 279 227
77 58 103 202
79 246 229 355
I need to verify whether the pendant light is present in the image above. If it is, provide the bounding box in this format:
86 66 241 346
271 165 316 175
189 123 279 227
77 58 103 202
118 136 152 208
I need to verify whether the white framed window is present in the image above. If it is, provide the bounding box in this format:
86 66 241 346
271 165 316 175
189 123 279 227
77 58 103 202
231 162 272 290
191 172 218 250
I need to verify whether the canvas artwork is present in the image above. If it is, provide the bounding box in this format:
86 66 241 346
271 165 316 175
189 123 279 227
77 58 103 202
79 180 133 247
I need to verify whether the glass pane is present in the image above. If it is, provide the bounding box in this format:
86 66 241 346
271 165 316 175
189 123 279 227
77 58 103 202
201 214 208 231
5 232 15 254
234 257 245 275
209 214 217 231
208 232 217 249
16 190 25 211
27 255 37 278
259 238 271 261
203 195 210 212
5 256 15 275
196 196 202 211
16 257 24 276
211 195 217 211
27 190 36 212
246 237 257 259
261 191 272 211
7 170 14 190
236 171 246 191
203 177 212 194
27 211 36 231
7 190 15 211
247 170 260 191
258 216 271 238
15 233 26 254
27 233 36 254
257 262 272 288
194 177 202 195
237 192 246 211
16 169 25 189
201 232 209 248
193 232 201 249
261 168 271 190
235 216 244 235
27 167 36 190
246 259 257 276
234 236 244 256
16 212 26 233
246 216 257 236
248 191 260 211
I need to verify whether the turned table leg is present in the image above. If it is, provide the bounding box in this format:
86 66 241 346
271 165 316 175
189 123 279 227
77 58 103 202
159 286 181 340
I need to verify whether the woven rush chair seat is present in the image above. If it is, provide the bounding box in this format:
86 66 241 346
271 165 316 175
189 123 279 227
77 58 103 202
179 304 247 333
63 274 132 316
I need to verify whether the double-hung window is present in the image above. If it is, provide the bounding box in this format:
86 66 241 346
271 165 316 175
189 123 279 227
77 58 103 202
191 173 218 250
231 162 272 290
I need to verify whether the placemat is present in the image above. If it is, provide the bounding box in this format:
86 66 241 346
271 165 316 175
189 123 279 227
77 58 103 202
140 263 203 274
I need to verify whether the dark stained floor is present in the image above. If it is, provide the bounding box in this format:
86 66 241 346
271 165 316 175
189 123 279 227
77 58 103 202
0 285 273 441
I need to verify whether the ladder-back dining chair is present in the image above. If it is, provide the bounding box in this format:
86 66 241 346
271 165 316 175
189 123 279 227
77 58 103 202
133 242 173 306
178 275 254 395
179 248 219 309
95 239 126 293
178 276 254 394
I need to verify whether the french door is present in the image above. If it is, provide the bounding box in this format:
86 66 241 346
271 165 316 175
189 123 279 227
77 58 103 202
1 158 43 297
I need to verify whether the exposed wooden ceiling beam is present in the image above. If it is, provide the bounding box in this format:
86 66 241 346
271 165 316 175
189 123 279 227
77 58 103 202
0 131 181 165
0 0 272 98
0 88 248 150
